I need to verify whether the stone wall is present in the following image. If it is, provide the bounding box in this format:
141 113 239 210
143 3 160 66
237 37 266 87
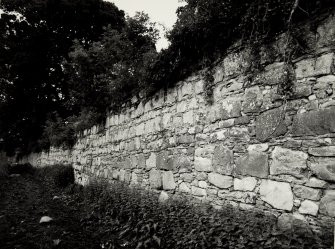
22 12 335 231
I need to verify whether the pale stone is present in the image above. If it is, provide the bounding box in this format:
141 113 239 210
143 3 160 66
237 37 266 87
299 200 319 216
293 185 321 201
119 169 126 181
234 177 257 191
308 146 335 157
149 169 162 189
146 153 156 169
131 172 138 185
247 144 269 152
183 111 194 125
243 86 263 113
195 80 204 94
39 216 53 224
277 213 308 231
319 190 335 217
158 191 169 203
208 173 233 189
194 157 212 172
305 177 328 188
310 157 335 182
162 171 176 190
212 145 234 175
270 147 307 177
259 180 293 211
235 151 268 178
191 186 207 196
198 181 208 188
179 182 191 193
221 99 241 120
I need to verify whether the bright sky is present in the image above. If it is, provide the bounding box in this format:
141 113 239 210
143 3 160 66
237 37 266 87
107 0 186 51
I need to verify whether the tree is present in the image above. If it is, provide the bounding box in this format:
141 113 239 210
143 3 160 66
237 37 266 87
0 0 125 155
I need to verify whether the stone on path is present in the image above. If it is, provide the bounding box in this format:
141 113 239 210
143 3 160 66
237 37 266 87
39 216 53 224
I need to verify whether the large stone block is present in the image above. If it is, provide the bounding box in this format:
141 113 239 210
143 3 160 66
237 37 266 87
149 169 162 189
194 157 212 172
191 186 207 197
235 151 269 178
223 49 251 77
254 62 292 86
270 147 307 177
208 173 233 189
310 157 335 182
319 190 335 217
292 107 335 136
308 146 335 157
295 53 334 79
179 182 191 193
293 185 321 201
221 99 241 120
259 180 293 211
255 108 287 142
212 145 234 175
162 171 176 190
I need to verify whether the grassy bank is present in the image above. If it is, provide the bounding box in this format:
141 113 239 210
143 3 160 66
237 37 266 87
0 164 333 249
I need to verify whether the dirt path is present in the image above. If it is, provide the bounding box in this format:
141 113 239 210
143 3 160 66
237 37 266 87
0 174 100 249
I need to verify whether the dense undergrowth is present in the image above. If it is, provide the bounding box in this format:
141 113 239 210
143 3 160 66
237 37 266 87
3 163 332 249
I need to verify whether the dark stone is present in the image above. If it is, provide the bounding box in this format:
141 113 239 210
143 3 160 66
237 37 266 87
234 116 250 125
256 108 287 142
157 151 174 170
213 145 234 175
292 107 335 136
310 157 335 182
235 151 269 178
177 135 195 144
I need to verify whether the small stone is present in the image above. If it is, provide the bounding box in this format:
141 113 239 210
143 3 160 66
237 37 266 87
247 144 269 152
191 186 207 197
198 181 208 189
146 153 156 169
293 185 322 201
39 216 53 224
208 173 233 189
234 177 257 191
299 200 319 216
179 182 191 193
259 180 293 211
158 191 169 203
149 169 162 189
305 177 328 188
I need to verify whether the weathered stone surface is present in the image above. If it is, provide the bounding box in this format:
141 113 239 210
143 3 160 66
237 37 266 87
256 108 287 142
223 49 251 77
299 200 319 216
260 180 293 211
137 154 146 169
319 190 335 217
243 86 263 113
235 151 269 178
179 182 191 193
221 99 241 120
174 156 192 172
198 181 208 189
293 185 321 201
157 151 173 171
295 53 334 79
192 186 207 197
162 171 176 190
149 169 162 189
194 157 212 172
234 177 257 191
277 213 309 232
146 153 156 169
208 173 233 189
305 177 328 188
310 157 335 182
308 146 335 157
292 107 335 136
270 147 308 177
212 145 234 175
247 143 269 152
39 216 53 224
317 14 335 48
